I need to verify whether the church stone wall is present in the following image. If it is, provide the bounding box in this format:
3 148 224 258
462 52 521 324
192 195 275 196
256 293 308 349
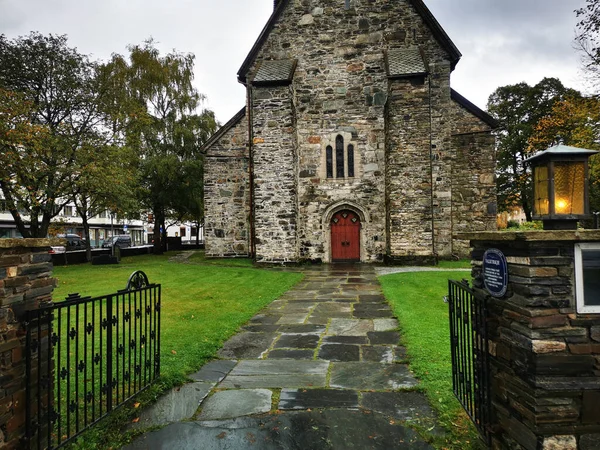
450 99 497 257
204 117 250 257
252 85 299 263
246 0 454 263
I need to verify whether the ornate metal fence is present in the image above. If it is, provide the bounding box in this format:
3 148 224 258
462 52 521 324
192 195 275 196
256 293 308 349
25 271 161 449
447 279 491 446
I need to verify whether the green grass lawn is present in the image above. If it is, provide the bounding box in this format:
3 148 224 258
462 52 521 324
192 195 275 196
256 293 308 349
52 251 302 448
379 270 483 450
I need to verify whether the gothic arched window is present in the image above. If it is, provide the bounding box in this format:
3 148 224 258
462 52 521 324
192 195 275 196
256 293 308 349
326 146 333 178
336 135 344 178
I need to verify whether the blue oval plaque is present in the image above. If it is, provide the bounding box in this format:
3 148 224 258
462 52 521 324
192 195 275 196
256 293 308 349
483 248 508 298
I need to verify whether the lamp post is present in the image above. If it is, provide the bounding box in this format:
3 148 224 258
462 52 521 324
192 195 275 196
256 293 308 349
525 144 598 230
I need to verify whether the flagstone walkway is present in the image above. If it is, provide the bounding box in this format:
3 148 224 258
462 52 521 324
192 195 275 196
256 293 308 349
125 264 440 449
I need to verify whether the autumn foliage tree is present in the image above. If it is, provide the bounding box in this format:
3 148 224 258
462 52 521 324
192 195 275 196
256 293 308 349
529 96 600 212
487 78 580 220
0 33 106 238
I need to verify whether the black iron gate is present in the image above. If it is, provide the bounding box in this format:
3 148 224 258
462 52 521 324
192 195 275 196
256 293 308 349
447 279 491 445
25 271 161 449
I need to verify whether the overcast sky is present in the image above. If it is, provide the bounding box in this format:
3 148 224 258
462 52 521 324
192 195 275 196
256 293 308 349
0 0 589 124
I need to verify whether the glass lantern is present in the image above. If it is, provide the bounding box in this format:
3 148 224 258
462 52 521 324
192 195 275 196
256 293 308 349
525 145 598 230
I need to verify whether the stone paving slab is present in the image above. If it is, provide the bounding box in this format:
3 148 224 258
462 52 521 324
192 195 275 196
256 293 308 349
276 313 309 324
217 332 277 359
367 331 401 345
198 389 272 420
361 346 395 363
266 349 315 359
220 360 329 388
278 324 326 334
330 362 419 390
274 334 320 349
373 318 399 331
360 391 436 422
129 382 213 430
279 388 359 410
318 344 360 361
328 318 374 336
124 410 434 450
189 360 237 383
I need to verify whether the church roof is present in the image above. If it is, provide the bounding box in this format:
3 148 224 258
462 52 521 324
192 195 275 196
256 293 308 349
201 107 246 153
385 48 428 78
252 59 297 85
238 0 462 83
451 89 499 129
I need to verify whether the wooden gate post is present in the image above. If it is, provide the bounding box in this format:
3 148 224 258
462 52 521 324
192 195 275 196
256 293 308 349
460 231 600 450
0 239 59 449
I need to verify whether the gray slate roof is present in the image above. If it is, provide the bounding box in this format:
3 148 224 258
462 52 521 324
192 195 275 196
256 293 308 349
386 49 427 77
252 60 297 84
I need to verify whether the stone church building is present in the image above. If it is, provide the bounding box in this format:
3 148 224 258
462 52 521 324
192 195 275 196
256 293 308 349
203 0 498 264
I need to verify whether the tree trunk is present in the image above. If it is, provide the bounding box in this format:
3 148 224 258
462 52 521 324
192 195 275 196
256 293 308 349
521 191 533 222
82 216 92 262
161 215 168 253
152 208 163 255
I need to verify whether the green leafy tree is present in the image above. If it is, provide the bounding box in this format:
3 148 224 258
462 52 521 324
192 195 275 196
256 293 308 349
104 40 217 253
0 33 105 238
487 78 580 220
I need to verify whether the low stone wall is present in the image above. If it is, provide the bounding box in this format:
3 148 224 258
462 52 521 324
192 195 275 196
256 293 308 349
0 239 58 449
462 231 600 450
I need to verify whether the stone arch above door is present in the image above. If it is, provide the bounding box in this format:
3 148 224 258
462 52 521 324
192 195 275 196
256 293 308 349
322 200 369 226
322 201 369 263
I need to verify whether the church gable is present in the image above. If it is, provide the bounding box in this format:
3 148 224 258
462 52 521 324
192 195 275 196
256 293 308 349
238 0 462 85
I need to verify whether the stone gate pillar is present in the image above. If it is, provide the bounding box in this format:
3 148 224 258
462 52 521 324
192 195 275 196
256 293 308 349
0 239 58 449
462 231 600 450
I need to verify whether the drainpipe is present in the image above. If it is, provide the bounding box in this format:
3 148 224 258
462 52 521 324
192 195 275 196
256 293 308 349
247 82 256 258
428 75 436 259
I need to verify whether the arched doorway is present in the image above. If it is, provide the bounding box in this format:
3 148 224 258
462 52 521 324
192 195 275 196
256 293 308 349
331 210 361 262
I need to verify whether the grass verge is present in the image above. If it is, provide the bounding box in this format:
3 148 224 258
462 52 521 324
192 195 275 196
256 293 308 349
379 270 484 450
53 251 302 448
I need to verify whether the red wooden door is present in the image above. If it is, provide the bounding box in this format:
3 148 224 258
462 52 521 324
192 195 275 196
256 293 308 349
331 210 360 261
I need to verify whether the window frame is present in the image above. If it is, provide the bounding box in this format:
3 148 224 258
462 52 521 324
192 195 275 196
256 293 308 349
575 242 600 314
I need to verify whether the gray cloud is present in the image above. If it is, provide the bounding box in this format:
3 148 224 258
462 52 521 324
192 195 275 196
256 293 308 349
0 0 589 121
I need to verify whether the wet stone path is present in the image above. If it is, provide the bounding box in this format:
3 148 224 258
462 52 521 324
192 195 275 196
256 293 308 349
126 265 439 449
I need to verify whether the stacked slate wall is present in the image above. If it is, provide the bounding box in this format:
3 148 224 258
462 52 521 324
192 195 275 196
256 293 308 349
251 85 299 263
0 239 56 449
465 232 600 450
204 113 251 257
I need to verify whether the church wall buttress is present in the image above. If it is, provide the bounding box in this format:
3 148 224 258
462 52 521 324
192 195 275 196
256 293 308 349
252 85 299 263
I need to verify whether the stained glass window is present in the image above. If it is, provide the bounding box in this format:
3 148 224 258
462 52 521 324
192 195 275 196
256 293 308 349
326 146 333 178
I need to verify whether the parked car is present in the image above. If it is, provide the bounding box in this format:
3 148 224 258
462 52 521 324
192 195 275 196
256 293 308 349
49 245 66 254
102 235 132 249
57 234 87 252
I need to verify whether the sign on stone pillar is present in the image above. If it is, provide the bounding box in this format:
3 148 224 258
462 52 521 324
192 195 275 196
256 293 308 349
482 248 508 298
460 231 600 450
